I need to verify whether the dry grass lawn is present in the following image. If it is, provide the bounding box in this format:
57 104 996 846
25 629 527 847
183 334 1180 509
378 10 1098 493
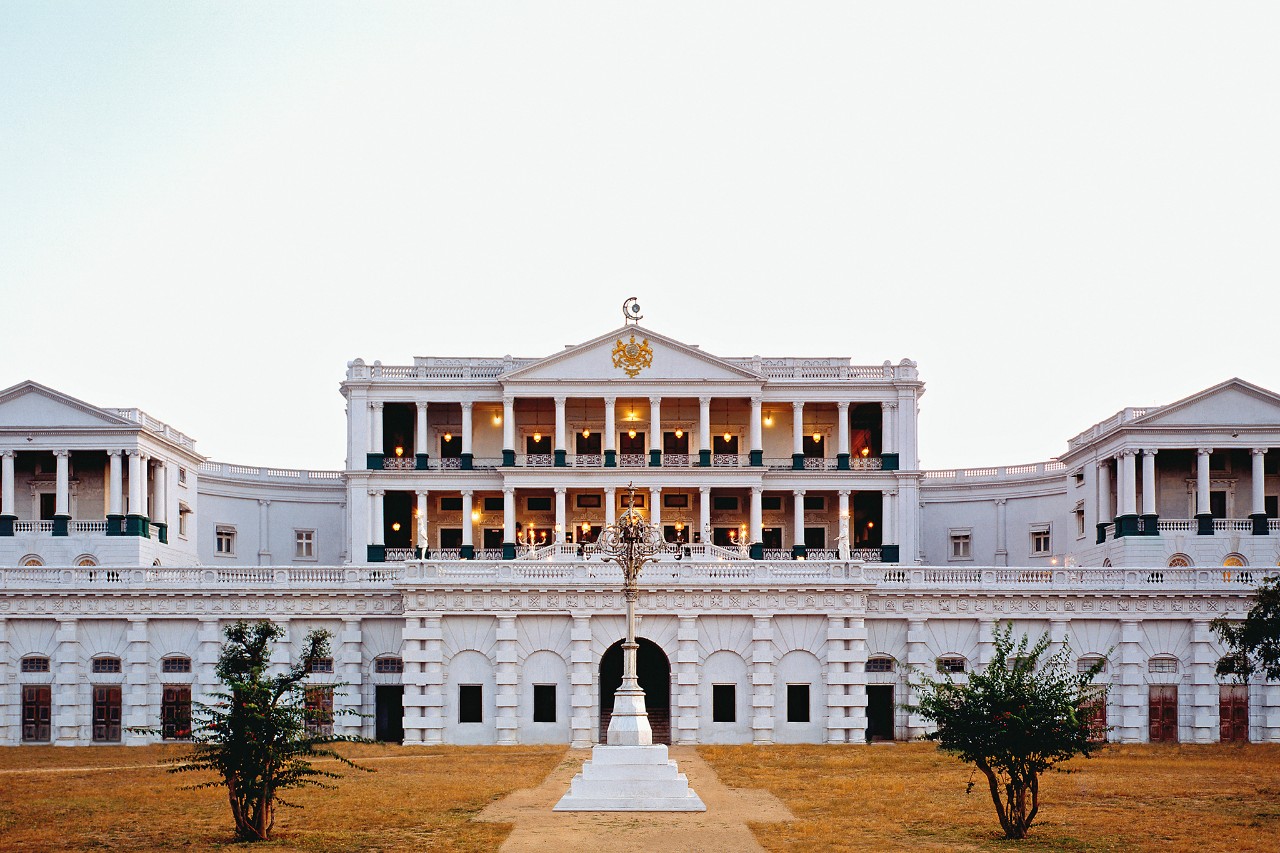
699 742 1280 852
0 742 563 851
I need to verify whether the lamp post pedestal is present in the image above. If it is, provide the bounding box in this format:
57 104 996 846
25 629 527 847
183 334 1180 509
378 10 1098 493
554 485 706 813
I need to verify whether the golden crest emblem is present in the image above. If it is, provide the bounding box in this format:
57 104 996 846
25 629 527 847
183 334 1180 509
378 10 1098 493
611 334 653 378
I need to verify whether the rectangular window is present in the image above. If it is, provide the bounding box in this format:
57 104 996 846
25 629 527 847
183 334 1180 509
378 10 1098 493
21 657 50 673
374 656 404 674
865 658 895 673
1031 525 1051 555
1073 469 1085 486
440 496 463 512
162 656 192 674
305 686 334 736
712 684 736 723
1148 657 1178 673
762 495 782 512
162 685 192 740
22 685 51 743
949 531 971 560
526 496 552 512
786 684 810 723
93 685 122 743
712 496 739 512
483 496 504 512
178 510 189 538
1075 507 1086 538
295 530 315 559
92 657 122 674
802 495 825 511
532 684 556 723
215 526 236 556
937 657 966 674
178 467 188 485
306 657 334 674
459 684 483 723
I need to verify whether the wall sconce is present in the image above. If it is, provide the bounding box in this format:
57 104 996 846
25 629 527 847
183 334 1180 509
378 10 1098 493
723 431 731 442
533 430 542 442
764 414 773 427
444 432 453 442
471 509 480 522
493 413 502 425
674 428 683 439
394 445 404 457
582 428 591 438
628 428 637 439
391 521 401 532
812 432 821 443
861 446 870 457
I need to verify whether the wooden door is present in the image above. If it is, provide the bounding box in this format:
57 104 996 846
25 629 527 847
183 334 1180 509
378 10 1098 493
1219 684 1249 743
162 686 192 740
93 685 122 742
1148 685 1178 743
22 685 51 742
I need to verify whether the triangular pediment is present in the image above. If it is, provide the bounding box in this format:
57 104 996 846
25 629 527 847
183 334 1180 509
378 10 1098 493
0 381 135 429
1135 379 1280 427
502 326 762 384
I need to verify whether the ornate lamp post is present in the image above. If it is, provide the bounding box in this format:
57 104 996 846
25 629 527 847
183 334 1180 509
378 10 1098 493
585 484 675 746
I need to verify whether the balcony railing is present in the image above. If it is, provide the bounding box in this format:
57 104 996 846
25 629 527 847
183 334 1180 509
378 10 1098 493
7 519 115 534
765 457 885 471
12 520 54 533
0 566 404 588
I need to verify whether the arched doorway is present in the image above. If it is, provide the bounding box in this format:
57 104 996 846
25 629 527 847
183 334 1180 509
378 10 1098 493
599 638 671 744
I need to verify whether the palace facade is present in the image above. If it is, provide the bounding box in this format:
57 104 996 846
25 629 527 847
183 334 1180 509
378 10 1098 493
0 318 1276 748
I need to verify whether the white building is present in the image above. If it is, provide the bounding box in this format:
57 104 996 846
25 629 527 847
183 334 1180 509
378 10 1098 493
0 317 1274 748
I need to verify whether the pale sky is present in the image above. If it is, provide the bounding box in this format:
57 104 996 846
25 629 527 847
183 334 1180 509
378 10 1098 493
2 3 1277 471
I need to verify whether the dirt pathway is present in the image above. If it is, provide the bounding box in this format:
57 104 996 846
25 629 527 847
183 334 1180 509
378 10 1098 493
478 746 793 852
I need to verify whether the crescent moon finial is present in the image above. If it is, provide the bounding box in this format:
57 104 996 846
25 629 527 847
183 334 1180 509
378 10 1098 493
622 297 643 325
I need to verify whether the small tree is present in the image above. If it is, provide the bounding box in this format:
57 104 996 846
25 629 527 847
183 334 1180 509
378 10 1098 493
910 625 1108 840
168 620 371 842
1213 574 1280 682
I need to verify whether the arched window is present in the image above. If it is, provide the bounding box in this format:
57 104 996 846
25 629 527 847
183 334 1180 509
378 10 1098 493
161 656 192 674
374 656 404 674
936 656 966 674
20 555 43 567
1223 554 1247 567
1167 554 1191 568
20 655 51 673
75 555 98 567
1101 558 1112 568
865 656 895 673
1148 656 1179 674
91 656 122 675
1077 655 1108 675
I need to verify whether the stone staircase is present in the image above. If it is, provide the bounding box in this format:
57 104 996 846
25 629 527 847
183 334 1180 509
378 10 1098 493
599 707 671 744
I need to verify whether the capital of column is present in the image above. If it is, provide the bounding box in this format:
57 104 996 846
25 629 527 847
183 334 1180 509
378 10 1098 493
752 486 765 495
369 489 385 497
416 400 428 410
793 489 805 497
106 449 122 458
460 401 473 412
553 396 567 406
1197 447 1213 457
994 498 1007 506
882 401 898 411
885 489 898 498
0 449 14 459
603 396 616 406
1115 448 1136 459
502 397 513 407
838 489 851 497
698 396 711 406
460 489 473 497
415 489 429 498
1143 448 1158 456
51 449 70 458
502 487 515 496
257 499 271 507
1253 447 1268 457
648 396 662 406
700 486 711 495
792 402 803 413
370 401 384 411
836 401 849 412
553 487 566 495
604 486 616 494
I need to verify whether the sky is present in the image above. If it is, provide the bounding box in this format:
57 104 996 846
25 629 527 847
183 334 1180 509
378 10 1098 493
2 2 1278 472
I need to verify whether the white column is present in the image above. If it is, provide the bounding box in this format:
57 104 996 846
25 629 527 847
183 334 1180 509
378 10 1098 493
127 451 144 517
883 490 897 553
495 616 518 744
750 486 764 546
649 397 661 457
370 402 384 454
460 402 473 457
699 486 711 543
791 402 804 457
415 490 429 551
698 396 711 458
53 450 70 517
604 487 616 527
554 397 567 455
994 498 1008 566
881 401 897 455
1097 457 1112 523
461 490 474 547
503 487 516 544
1141 449 1157 517
554 487 566 542
793 489 806 549
650 487 662 529
1119 450 1138 516
751 616 775 743
603 397 617 454
837 401 850 460
105 450 122 518
502 398 515 452
415 402 429 458
1252 449 1267 517
0 450 14 517
837 490 850 556
153 460 167 527
1196 448 1212 516
750 397 763 457
370 490 385 546
257 498 271 563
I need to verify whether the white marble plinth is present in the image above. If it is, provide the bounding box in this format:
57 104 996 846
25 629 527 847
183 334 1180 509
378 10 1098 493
553 744 707 812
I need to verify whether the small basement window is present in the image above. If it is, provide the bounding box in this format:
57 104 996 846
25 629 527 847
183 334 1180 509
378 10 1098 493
712 684 736 723
459 685 483 723
532 684 556 723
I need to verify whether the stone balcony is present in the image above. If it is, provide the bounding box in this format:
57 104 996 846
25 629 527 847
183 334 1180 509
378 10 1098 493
366 452 896 472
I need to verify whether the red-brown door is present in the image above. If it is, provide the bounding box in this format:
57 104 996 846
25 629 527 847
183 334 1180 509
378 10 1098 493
93 685 122 742
162 686 192 740
1082 695 1108 743
1149 685 1178 743
1219 684 1249 743
22 685 51 742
